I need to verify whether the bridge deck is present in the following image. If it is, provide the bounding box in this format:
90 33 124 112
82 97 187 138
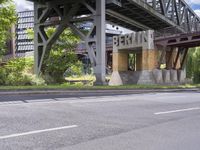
155 31 200 48
28 0 194 32
106 0 176 31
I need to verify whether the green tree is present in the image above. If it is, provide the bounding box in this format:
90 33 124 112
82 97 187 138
47 27 80 51
186 47 200 83
0 57 33 85
44 28 82 83
0 0 16 56
44 49 82 83
28 27 82 83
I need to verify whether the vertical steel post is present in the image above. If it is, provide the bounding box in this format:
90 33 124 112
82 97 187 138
95 0 106 85
34 2 39 75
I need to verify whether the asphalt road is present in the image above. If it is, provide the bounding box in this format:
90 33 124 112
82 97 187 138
0 92 200 150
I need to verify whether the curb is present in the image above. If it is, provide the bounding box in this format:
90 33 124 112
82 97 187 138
0 88 199 96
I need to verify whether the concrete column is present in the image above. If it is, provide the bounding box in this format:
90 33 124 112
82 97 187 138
113 52 128 71
136 52 142 71
94 0 106 85
136 49 157 71
110 30 157 85
162 69 171 83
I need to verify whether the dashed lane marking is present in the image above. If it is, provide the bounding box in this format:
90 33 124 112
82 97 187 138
0 125 78 140
154 107 200 115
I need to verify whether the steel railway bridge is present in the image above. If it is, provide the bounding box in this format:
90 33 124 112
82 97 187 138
28 0 200 85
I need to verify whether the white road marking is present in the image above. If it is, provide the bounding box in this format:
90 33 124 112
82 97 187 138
154 107 200 115
0 125 78 140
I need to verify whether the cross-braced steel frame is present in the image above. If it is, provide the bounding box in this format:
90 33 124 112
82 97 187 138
153 0 200 32
34 0 106 84
131 0 200 32
30 0 200 85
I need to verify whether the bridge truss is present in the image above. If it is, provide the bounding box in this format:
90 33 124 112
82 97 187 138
145 0 200 32
29 0 200 84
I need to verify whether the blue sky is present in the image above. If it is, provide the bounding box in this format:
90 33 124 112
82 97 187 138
186 0 200 16
14 0 200 17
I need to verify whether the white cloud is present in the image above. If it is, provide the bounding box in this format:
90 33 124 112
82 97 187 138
14 0 33 11
195 10 200 17
190 0 200 5
185 0 200 5
184 0 200 17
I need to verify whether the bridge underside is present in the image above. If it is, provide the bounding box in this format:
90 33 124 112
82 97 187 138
29 0 200 85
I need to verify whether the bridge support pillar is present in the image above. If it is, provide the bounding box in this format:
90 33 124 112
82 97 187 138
33 0 106 85
136 50 157 71
157 47 188 84
112 52 128 72
109 30 158 85
93 0 106 85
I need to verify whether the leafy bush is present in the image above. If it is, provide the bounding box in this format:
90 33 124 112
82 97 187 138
64 63 83 77
5 57 27 73
0 67 7 85
5 73 32 86
31 75 46 85
27 27 82 84
43 49 83 84
0 57 45 86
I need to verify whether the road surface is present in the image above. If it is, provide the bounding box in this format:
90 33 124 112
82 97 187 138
0 92 200 150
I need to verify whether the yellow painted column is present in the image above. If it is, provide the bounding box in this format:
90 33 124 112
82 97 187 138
112 52 128 72
136 49 157 71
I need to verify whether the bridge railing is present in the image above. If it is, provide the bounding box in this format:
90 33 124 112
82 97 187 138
154 22 200 39
138 0 200 33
